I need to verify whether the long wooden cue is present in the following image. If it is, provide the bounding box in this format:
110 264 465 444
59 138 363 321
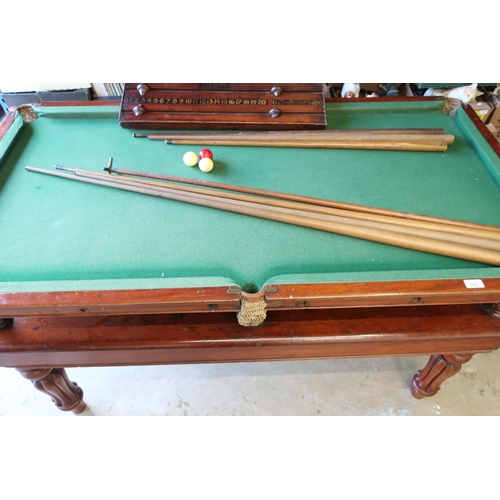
26 166 500 266
139 133 454 143
169 134 454 145
133 128 449 139
83 163 500 235
90 171 500 251
133 130 455 150
162 138 449 152
55 165 500 246
135 128 455 150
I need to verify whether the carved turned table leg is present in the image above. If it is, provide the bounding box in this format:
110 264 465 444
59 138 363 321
17 368 86 414
412 353 474 399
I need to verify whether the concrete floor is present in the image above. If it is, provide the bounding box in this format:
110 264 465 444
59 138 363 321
1 348 499 416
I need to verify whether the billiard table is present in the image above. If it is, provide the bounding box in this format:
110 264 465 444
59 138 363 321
1 97 500 413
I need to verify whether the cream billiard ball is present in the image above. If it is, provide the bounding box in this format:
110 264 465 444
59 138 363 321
183 151 198 167
198 157 214 172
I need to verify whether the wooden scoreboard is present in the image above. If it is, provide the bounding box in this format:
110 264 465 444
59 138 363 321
118 83 327 130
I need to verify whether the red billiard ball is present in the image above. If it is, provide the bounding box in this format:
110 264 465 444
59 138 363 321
199 148 213 160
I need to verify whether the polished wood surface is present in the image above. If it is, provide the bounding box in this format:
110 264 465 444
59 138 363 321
2 305 499 369
412 353 474 398
119 83 327 130
17 368 86 413
0 111 16 140
2 279 500 318
2 304 499 410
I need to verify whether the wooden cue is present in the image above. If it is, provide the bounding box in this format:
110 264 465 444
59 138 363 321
133 128 448 139
81 169 500 251
136 129 455 151
25 166 500 266
134 130 455 147
75 164 500 235
163 138 449 152
160 133 454 146
55 165 500 246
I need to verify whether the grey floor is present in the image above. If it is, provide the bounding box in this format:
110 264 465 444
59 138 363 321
1 347 499 416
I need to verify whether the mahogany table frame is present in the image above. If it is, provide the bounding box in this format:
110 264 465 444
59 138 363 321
1 303 500 413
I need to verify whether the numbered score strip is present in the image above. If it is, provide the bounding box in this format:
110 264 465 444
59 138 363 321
464 279 486 289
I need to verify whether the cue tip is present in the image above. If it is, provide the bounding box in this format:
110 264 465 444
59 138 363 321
133 133 148 138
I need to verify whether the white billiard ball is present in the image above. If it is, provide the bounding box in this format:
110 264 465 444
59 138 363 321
183 151 199 167
198 157 214 172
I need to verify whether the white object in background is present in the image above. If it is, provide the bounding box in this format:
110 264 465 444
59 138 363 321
341 83 360 98
92 83 125 97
